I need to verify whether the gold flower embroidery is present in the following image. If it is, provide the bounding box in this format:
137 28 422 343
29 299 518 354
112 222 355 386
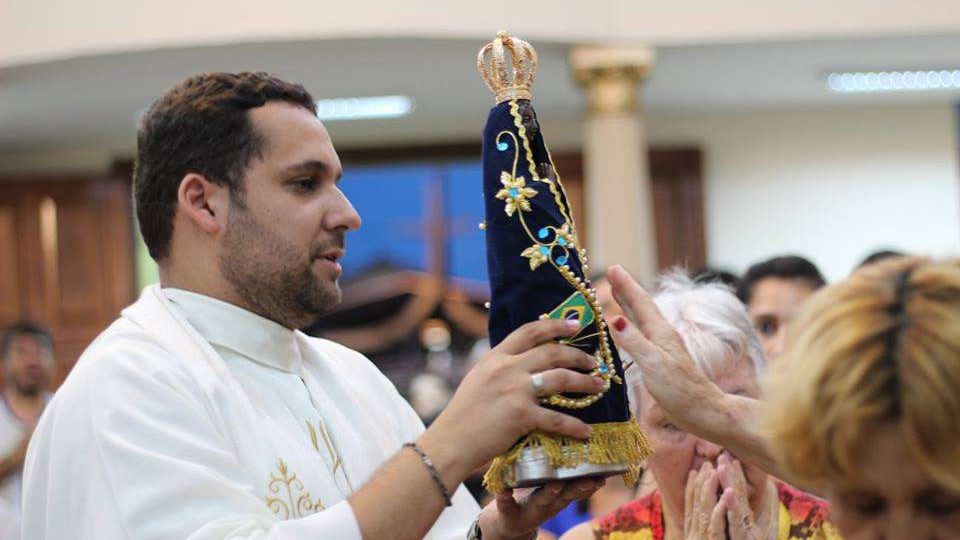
521 244 550 270
495 172 538 217
265 458 324 520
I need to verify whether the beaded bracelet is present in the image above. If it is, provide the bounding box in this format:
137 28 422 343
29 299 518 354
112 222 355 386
403 442 453 507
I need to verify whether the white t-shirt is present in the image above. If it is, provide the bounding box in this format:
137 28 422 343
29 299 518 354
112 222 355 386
0 397 27 540
0 392 49 540
0 396 27 508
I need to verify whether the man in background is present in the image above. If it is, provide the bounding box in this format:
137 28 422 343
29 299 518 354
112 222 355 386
736 255 825 360
856 248 905 271
0 322 54 539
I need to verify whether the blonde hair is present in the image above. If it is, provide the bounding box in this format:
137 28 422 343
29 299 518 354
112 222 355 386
765 257 960 491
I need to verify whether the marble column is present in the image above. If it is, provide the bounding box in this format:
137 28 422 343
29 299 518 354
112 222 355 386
570 45 657 284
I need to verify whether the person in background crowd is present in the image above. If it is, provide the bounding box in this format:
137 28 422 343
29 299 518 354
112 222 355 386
0 322 55 540
736 255 825 361
856 249 905 271
692 267 740 289
563 272 837 540
409 372 453 426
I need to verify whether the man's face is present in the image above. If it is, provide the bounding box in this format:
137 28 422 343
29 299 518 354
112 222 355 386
218 102 361 329
3 334 54 395
747 277 817 360
517 100 540 138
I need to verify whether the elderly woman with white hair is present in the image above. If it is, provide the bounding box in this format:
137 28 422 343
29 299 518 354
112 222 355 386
562 272 837 540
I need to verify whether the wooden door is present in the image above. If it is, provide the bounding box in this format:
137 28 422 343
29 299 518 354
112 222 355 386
650 148 706 271
0 175 135 386
554 148 706 273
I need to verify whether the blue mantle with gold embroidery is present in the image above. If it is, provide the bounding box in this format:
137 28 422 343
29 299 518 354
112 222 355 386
482 99 625 411
479 92 651 492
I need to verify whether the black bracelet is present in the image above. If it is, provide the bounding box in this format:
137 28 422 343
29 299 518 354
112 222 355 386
403 442 453 507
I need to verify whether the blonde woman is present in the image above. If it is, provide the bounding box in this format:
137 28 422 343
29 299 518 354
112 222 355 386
606 259 960 538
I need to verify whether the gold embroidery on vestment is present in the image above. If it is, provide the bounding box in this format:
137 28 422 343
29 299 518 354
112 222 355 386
305 419 353 492
265 458 324 519
307 421 321 453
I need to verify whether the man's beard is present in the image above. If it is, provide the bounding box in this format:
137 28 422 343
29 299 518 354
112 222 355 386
11 377 45 396
219 206 342 329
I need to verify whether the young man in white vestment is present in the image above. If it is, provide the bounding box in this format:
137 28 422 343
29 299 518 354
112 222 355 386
21 72 608 540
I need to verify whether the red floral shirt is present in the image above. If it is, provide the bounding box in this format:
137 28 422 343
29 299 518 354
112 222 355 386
593 482 842 540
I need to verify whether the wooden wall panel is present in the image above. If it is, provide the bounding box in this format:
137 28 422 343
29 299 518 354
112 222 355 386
650 148 706 271
556 148 706 274
53 199 107 325
0 176 135 386
0 205 21 323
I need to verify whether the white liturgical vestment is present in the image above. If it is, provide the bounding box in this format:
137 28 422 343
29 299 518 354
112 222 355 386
21 285 479 539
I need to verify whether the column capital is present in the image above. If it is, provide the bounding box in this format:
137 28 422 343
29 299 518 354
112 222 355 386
570 45 655 114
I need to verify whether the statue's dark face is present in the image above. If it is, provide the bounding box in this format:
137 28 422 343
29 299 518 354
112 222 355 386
517 100 540 138
517 100 556 181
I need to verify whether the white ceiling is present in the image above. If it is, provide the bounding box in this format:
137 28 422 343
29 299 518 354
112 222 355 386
1 33 959 151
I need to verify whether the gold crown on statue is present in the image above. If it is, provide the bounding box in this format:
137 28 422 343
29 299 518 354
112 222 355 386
477 31 539 103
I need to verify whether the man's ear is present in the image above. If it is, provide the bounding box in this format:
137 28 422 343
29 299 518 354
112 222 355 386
176 173 229 235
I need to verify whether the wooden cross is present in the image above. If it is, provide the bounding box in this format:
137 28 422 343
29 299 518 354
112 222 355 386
395 170 478 280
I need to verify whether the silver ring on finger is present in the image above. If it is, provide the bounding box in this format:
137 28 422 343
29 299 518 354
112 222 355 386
531 372 545 395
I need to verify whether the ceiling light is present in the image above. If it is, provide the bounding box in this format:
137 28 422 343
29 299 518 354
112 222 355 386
826 70 960 93
316 95 415 121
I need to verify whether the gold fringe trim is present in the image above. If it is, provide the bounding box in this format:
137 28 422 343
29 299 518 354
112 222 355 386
483 417 653 494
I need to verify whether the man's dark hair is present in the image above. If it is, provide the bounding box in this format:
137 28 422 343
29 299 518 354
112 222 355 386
736 255 826 304
692 267 740 289
134 72 317 260
857 249 906 270
1 321 53 360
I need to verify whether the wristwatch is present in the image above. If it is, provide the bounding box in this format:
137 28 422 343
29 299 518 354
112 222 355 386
466 519 537 540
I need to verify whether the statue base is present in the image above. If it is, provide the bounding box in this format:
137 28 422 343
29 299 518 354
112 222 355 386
508 446 630 488
482 417 651 493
